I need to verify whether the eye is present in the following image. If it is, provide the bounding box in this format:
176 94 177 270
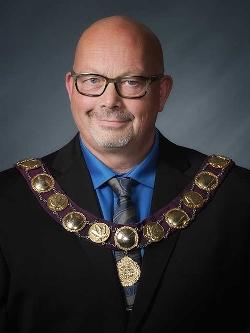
121 79 140 87
82 76 102 85
89 77 102 84
127 80 139 86
76 75 106 93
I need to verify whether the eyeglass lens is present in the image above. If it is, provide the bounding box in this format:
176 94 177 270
76 74 148 97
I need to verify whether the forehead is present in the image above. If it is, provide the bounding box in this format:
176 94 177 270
74 29 158 76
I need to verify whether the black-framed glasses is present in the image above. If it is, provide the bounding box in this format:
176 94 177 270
70 70 164 99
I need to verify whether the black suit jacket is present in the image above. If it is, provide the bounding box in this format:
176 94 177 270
0 133 249 333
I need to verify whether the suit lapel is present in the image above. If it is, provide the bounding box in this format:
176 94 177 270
49 134 102 216
126 135 192 333
45 134 128 323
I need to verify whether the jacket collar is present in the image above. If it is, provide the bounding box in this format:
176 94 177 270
48 132 191 190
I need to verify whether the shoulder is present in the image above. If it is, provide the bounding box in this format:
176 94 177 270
158 131 250 194
0 166 20 189
158 132 205 171
0 135 80 196
0 166 25 199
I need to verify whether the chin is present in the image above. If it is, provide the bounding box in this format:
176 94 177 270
95 136 132 148
92 130 134 149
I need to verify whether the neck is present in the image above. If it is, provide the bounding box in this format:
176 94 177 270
81 134 155 173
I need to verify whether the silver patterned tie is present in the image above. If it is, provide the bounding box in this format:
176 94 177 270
108 177 142 311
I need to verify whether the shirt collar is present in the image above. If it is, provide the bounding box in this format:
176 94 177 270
80 130 159 189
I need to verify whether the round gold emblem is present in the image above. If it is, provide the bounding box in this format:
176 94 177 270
182 191 204 209
47 193 68 211
143 223 165 242
117 256 141 287
208 155 230 169
31 173 55 193
62 211 86 232
114 226 138 251
164 208 190 229
88 223 110 243
17 158 42 170
195 171 218 192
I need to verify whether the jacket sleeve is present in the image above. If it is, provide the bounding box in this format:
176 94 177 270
247 241 250 333
0 245 9 333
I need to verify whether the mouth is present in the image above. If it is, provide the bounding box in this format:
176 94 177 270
88 109 134 129
96 119 131 128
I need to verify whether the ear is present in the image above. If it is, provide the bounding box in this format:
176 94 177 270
159 75 173 112
65 72 74 102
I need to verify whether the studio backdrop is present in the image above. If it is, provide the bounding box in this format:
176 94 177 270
1 0 249 171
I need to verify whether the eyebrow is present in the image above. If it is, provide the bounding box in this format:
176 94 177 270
75 68 146 77
117 69 146 76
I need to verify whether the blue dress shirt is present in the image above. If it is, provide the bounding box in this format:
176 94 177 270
79 131 159 224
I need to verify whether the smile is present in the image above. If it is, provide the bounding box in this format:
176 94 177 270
97 119 130 128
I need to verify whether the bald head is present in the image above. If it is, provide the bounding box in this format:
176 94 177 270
73 16 164 75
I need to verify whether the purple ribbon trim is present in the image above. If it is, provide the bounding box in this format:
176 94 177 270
16 156 234 250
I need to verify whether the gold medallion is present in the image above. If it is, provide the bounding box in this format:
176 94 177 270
17 158 42 170
164 208 190 229
143 222 165 242
114 226 138 251
88 222 110 243
117 256 141 287
62 211 86 232
182 191 204 209
195 171 218 192
208 155 230 169
31 173 55 193
47 193 68 212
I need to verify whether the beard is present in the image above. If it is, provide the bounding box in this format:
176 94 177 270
88 108 135 148
93 127 133 148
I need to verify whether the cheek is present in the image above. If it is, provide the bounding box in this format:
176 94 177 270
128 100 159 130
70 96 92 132
70 93 95 117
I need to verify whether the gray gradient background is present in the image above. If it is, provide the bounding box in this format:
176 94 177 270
1 0 250 171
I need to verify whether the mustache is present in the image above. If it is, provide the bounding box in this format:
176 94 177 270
89 109 134 121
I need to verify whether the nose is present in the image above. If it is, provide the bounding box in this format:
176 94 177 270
99 82 122 108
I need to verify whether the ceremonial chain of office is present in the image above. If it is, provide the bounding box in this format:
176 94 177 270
16 154 234 252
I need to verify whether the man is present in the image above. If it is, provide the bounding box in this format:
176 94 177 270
0 16 249 333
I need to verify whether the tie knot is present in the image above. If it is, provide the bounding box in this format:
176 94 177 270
108 177 134 198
